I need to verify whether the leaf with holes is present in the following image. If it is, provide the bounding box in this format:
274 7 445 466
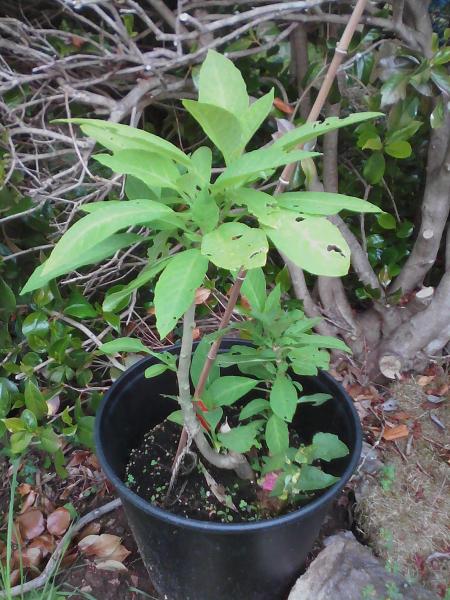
154 249 209 339
276 192 381 215
201 223 268 270
262 210 350 276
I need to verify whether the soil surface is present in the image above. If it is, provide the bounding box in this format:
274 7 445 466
125 420 316 523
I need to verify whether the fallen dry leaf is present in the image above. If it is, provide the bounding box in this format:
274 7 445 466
78 534 121 558
194 287 211 304
17 483 32 496
95 559 128 572
47 395 60 416
108 545 131 563
77 521 101 541
20 490 37 514
17 508 45 540
29 533 55 557
47 507 71 536
273 97 294 114
417 375 434 387
14 546 42 568
10 570 20 587
383 424 409 441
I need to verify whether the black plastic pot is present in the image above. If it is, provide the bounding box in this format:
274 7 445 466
95 340 362 600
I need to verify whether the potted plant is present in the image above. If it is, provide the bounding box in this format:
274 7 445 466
22 51 382 600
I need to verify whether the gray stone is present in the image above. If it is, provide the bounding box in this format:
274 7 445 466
288 533 438 600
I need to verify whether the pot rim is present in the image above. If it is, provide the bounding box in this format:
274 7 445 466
95 343 362 533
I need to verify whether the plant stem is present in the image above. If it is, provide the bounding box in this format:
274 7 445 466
175 299 254 479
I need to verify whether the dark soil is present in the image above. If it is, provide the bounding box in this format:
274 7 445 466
125 419 316 524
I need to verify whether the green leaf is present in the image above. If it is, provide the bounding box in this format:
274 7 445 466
94 151 181 192
190 338 220 388
21 233 141 294
204 407 223 432
183 100 243 164
376 213 397 229
2 418 26 433
125 175 158 201
387 120 422 143
298 465 338 491
21 409 38 432
241 89 274 144
154 249 209 339
384 141 412 159
167 410 183 426
264 283 281 314
431 66 450 94
239 398 270 420
295 333 351 352
270 374 298 423
102 258 169 313
64 289 97 319
276 191 381 215
22 312 49 338
363 152 385 184
214 147 319 191
201 223 268 270
362 137 383 151
39 427 61 453
39 200 180 281
10 431 33 454
265 414 289 455
289 347 330 376
191 189 219 233
272 112 383 152
56 119 191 166
241 267 266 312
198 50 249 118
298 393 332 407
380 74 408 107
309 432 349 462
77 416 95 449
263 211 350 277
218 421 263 453
191 146 212 185
144 364 168 378
100 336 149 354
24 381 48 420
0 278 16 315
206 376 258 407
433 47 450 66
430 97 445 129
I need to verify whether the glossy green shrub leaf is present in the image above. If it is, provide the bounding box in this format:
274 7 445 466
206 376 258 407
0 278 16 315
376 213 397 229
218 420 263 453
21 409 38 432
64 289 97 319
263 211 350 277
363 152 385 184
265 414 289 455
100 337 149 354
77 416 95 449
270 374 297 422
154 249 209 339
201 223 268 270
22 312 49 338
10 431 33 454
24 380 48 420
384 140 412 158
2 418 26 433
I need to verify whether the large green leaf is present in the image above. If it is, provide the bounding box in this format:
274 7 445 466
183 100 243 164
24 381 48 420
241 89 275 145
154 249 209 339
263 210 350 276
55 119 190 166
298 465 338 491
102 258 169 312
94 151 181 191
276 192 381 215
40 200 181 280
198 50 249 117
270 374 298 423
241 267 266 312
272 112 383 151
206 376 258 407
21 233 141 294
218 420 263 453
265 414 289 455
201 223 268 270
213 147 319 191
190 146 212 185
289 347 330 376
232 188 278 220
309 433 349 462
294 333 351 352
191 189 219 233
100 337 149 354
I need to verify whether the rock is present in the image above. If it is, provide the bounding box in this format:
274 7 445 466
288 533 438 600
